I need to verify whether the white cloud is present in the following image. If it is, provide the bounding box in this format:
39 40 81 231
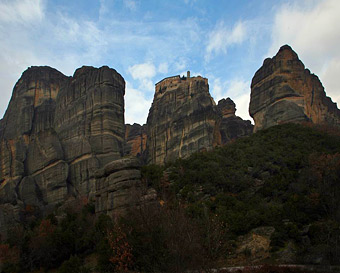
210 77 252 121
234 93 251 122
128 63 156 80
205 21 247 61
0 0 45 24
269 0 340 106
125 82 152 125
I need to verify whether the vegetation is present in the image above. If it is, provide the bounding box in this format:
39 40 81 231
142 123 340 265
1 123 340 272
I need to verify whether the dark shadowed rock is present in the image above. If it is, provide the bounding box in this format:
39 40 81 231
217 98 253 144
250 45 340 131
54 65 126 196
124 123 147 159
0 65 128 238
95 157 154 217
0 66 68 237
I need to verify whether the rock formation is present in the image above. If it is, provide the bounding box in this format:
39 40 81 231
0 66 253 236
124 123 147 158
218 98 253 144
0 65 130 238
146 72 220 164
146 72 253 164
95 157 146 217
250 45 340 131
54 66 126 197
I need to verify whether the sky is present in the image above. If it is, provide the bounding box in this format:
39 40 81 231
0 0 339 125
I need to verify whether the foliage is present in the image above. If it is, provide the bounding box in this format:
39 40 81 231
148 123 340 264
3 123 340 271
107 225 134 272
58 255 91 273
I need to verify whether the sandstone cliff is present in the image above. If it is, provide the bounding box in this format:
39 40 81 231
0 66 134 237
124 123 147 158
218 98 253 144
0 66 254 236
146 73 220 164
250 45 340 131
95 157 156 217
146 73 253 165
0 66 69 236
54 66 126 197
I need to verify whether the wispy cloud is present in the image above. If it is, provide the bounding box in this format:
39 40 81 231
0 0 45 24
205 21 247 61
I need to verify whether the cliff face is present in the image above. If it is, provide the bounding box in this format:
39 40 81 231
0 66 130 237
54 66 126 197
124 123 147 158
146 74 220 165
146 74 253 165
0 67 69 236
0 66 254 236
218 98 253 144
250 45 340 131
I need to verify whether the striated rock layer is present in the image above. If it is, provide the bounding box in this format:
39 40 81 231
54 66 126 198
124 123 147 159
0 65 129 237
146 73 220 164
250 45 340 131
95 157 156 218
146 72 253 165
218 98 253 144
0 66 254 236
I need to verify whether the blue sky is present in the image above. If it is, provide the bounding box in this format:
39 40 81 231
0 0 339 124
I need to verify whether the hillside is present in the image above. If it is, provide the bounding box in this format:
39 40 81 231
2 123 338 273
143 123 340 266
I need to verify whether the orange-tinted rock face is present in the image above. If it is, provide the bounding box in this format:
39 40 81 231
124 124 147 158
250 45 340 131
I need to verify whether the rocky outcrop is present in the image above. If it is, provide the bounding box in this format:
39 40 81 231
227 226 275 265
124 123 147 158
218 98 253 144
95 157 156 217
0 65 127 238
54 66 125 197
146 73 220 164
0 66 69 236
250 45 340 131
0 66 254 236
146 73 253 164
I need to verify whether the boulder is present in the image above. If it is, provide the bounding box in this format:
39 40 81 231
95 157 152 217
